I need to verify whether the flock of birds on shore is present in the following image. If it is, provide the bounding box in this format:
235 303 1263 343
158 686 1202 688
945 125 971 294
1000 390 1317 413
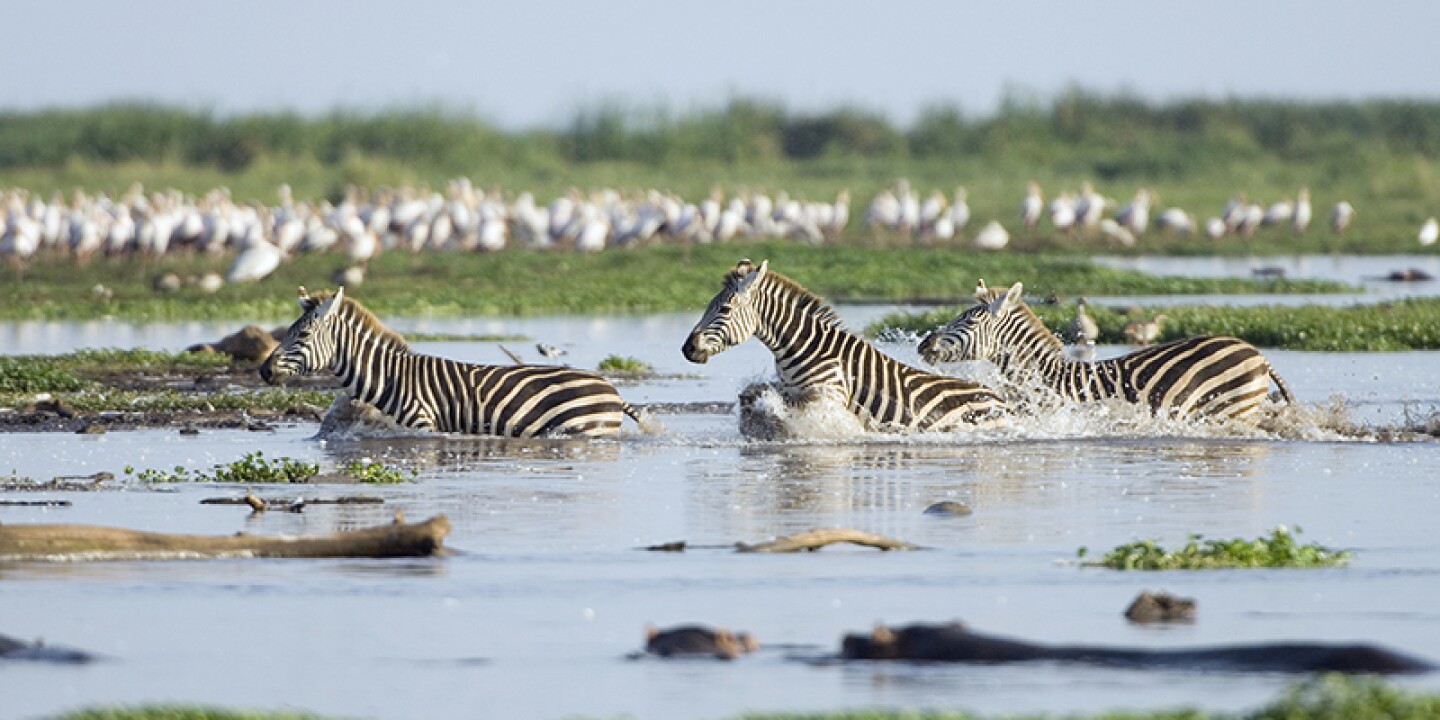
0 177 1434 290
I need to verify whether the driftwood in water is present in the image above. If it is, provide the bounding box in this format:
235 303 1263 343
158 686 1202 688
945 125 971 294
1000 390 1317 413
736 529 920 553
199 495 384 507
0 515 449 561
0 500 73 507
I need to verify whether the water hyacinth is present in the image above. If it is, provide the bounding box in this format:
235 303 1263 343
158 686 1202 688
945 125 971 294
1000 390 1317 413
1081 526 1351 570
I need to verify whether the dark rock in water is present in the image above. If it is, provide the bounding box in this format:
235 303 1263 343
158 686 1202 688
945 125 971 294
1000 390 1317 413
645 624 758 660
1251 266 1287 279
840 621 1433 674
76 422 106 435
1125 591 1196 623
0 633 96 664
179 425 200 436
923 501 973 517
186 325 279 363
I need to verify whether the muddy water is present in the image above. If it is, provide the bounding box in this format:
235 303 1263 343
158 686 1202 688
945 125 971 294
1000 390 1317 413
3 308 1440 719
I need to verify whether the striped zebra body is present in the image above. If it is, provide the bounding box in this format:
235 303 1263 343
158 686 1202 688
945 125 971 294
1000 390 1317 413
260 286 637 438
682 260 1007 433
917 281 1294 420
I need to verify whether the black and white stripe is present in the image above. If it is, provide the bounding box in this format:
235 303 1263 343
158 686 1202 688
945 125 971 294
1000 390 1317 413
917 280 1294 420
260 286 639 438
681 259 1007 432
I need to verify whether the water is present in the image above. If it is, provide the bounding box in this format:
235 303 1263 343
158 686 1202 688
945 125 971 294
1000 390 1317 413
3 304 1440 719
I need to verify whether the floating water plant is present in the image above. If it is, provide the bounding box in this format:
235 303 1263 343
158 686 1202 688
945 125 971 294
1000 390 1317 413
126 452 319 485
340 460 416 485
598 355 652 373
1080 526 1351 570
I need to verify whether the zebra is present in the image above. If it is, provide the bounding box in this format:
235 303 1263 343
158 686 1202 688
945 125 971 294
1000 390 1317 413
681 259 1007 434
260 286 644 438
916 280 1294 420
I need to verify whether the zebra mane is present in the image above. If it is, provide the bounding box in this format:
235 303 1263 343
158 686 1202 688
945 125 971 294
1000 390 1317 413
974 284 1063 353
311 291 412 353
744 267 845 330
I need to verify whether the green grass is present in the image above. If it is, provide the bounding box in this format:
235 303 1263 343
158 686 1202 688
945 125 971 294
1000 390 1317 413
1079 526 1351 571
872 296 1440 351
53 675 1440 719
125 451 319 484
0 243 1346 324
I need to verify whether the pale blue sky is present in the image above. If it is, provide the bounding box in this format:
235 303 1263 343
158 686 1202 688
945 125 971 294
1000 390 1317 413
3 1 1435 128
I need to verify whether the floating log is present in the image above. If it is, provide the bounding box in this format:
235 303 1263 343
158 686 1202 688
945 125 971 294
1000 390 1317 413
0 515 449 561
0 500 73 507
736 528 920 553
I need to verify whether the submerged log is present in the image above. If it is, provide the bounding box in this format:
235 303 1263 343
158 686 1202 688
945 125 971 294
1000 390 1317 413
0 515 449 561
840 621 1434 674
736 528 920 553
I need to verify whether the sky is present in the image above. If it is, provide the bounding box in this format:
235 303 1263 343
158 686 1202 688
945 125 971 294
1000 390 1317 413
3 1 1438 129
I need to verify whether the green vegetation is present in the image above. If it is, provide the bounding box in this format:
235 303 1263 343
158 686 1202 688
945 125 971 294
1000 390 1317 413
873 296 1440 351
125 452 319 484
3 96 1440 255
598 354 653 373
52 675 1440 719
1080 526 1351 571
340 459 415 485
0 243 1345 324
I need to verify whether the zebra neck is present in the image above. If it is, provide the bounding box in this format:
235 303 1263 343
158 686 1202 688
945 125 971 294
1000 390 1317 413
329 319 417 412
754 305 840 366
995 337 1072 382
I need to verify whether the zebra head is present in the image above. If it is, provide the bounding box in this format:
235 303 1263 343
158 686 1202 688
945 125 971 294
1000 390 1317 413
682 259 768 364
918 280 1024 364
259 286 345 384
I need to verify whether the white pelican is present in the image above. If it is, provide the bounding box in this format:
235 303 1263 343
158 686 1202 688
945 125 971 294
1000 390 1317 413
1262 199 1294 226
948 187 970 232
1099 218 1136 247
1114 189 1152 235
1204 217 1226 240
1292 188 1312 233
1156 207 1194 236
972 220 1010 250
226 235 283 284
1330 201 1355 234
1020 181 1043 232
1049 192 1076 234
1419 217 1438 246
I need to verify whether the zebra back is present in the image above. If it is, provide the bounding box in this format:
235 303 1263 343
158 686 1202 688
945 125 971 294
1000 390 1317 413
918 280 1292 420
263 286 632 438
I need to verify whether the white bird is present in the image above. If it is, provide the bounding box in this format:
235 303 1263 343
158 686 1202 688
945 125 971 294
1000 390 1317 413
1330 201 1355 234
1292 188 1312 234
1156 207 1194 236
1020 181 1043 233
1204 217 1227 240
226 236 283 283
973 221 1010 250
1262 199 1294 226
1419 217 1438 246
1066 298 1100 344
1099 218 1136 246
536 343 567 359
1114 189 1152 236
947 187 970 233
1049 192 1076 234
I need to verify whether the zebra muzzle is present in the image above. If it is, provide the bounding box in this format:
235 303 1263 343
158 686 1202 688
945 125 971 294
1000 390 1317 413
681 337 711 364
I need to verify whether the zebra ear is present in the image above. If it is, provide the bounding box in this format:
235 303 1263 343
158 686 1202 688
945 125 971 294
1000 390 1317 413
316 286 344 319
988 282 1024 315
297 286 316 312
736 259 768 296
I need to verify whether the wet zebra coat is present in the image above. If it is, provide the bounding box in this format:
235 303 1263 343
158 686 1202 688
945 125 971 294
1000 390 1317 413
260 286 639 438
682 259 1007 432
917 281 1294 420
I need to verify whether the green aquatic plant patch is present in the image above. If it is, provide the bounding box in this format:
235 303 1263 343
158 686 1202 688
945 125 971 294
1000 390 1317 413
598 354 653 373
1079 526 1350 571
0 243 1345 323
873 296 1440 351
126 452 319 485
340 459 415 485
